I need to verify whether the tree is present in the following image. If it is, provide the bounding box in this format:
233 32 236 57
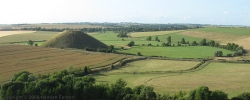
155 36 159 41
214 51 223 57
167 36 171 45
209 40 215 47
127 41 135 47
181 38 186 44
146 36 152 41
35 43 38 46
137 52 142 56
84 66 89 75
28 40 34 46
199 38 207 46
192 41 198 46
210 90 228 100
231 92 250 100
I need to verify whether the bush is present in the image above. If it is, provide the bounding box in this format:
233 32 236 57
137 52 142 56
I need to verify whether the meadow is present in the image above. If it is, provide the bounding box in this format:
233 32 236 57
119 46 234 58
129 30 184 37
0 45 126 85
95 61 250 98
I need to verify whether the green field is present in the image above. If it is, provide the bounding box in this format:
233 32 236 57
118 46 234 58
107 59 199 73
0 31 59 43
129 30 184 37
95 61 250 98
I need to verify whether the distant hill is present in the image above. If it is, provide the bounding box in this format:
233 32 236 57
42 30 108 49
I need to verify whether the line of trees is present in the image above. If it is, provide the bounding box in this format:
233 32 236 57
2 23 202 33
1 70 250 100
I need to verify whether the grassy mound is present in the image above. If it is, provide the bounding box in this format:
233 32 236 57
42 30 108 49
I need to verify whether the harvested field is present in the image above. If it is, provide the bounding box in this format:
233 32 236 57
180 31 248 44
0 31 59 43
0 45 126 84
5 24 102 29
0 31 35 37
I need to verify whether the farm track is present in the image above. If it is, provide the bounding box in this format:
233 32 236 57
0 45 127 84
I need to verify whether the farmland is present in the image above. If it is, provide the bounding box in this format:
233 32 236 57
0 24 102 29
180 28 250 48
95 61 250 98
0 45 126 84
0 31 36 37
0 31 59 44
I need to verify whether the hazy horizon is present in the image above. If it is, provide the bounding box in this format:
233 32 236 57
0 0 249 26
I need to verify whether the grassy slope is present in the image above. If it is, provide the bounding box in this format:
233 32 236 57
119 46 234 58
95 62 250 98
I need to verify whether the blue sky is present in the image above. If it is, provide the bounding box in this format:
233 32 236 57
0 0 249 25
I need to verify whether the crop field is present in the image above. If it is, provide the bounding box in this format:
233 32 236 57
0 45 126 84
180 28 250 46
0 31 59 43
129 30 183 37
95 61 250 98
0 24 102 29
118 46 234 58
0 31 35 37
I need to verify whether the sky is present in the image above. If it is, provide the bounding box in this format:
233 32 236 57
0 0 250 25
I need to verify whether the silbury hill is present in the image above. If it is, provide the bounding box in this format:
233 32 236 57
42 30 108 49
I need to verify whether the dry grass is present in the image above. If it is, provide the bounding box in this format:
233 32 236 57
0 45 126 84
0 31 36 37
130 30 183 37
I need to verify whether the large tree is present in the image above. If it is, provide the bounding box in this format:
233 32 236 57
167 36 171 45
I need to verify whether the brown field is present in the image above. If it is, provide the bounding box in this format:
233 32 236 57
0 31 36 37
180 30 250 54
180 31 247 44
0 45 126 84
2 24 103 29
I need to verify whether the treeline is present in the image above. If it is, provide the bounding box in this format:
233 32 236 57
1 70 250 100
1 24 202 33
84 45 115 53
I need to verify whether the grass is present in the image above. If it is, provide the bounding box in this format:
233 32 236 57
118 46 234 58
130 30 184 37
95 62 250 98
106 60 199 73
0 45 126 85
0 31 59 43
